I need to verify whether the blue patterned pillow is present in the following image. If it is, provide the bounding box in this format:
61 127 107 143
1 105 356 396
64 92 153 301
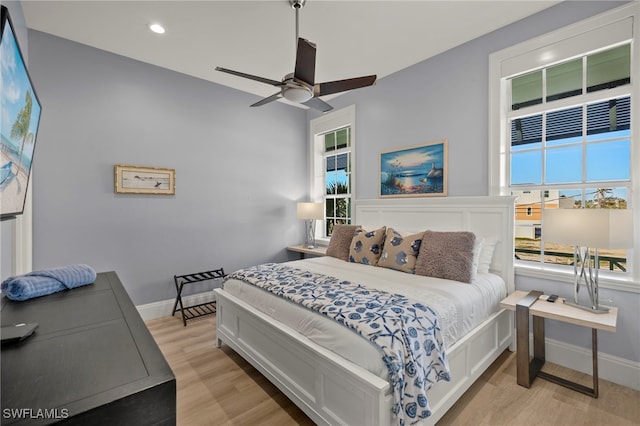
378 228 425 273
349 226 386 266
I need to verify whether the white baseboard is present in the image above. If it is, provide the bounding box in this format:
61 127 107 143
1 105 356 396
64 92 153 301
532 336 640 391
137 292 216 321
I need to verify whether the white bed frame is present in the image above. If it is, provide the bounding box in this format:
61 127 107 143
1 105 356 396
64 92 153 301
214 196 516 425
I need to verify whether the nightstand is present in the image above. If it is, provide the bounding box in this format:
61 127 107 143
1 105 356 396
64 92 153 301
287 245 327 259
500 290 618 398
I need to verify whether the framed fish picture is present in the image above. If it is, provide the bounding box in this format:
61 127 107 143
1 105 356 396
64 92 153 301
379 140 448 198
114 164 175 195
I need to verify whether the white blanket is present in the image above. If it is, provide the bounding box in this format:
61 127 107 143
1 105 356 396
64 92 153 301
222 256 506 379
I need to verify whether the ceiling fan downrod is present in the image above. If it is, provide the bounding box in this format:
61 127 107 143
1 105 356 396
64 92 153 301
290 0 305 46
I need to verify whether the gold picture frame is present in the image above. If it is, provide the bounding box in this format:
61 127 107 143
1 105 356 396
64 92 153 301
379 139 448 198
114 164 175 195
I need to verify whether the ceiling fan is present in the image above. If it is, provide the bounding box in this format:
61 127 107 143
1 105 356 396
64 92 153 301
215 0 377 113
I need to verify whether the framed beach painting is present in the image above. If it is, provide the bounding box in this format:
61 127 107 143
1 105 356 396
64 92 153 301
379 140 448 198
114 164 175 195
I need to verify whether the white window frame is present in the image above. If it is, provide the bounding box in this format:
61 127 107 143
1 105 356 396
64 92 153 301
489 3 640 292
309 105 356 245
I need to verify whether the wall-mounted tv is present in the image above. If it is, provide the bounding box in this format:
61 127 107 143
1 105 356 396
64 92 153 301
1 5 42 221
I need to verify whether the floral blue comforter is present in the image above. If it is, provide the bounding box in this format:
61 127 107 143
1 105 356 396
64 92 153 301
224 263 451 425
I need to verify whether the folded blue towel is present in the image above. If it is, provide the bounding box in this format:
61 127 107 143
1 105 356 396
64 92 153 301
1 264 97 301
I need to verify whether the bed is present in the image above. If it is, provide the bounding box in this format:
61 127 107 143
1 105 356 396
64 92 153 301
214 196 516 425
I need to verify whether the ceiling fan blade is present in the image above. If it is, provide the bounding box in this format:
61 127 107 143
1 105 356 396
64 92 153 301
294 38 316 86
316 75 377 96
250 92 282 107
302 97 333 113
216 67 284 87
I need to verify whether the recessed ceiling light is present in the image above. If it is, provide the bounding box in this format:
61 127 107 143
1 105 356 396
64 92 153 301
149 23 165 34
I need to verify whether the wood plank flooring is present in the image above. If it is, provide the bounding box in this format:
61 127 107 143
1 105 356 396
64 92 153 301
146 315 639 426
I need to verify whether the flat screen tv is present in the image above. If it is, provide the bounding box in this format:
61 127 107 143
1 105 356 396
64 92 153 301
1 5 42 221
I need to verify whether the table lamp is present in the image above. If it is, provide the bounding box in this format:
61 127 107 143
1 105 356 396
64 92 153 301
544 208 633 313
297 202 323 248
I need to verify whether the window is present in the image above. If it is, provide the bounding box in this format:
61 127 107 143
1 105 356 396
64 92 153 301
309 106 356 241
490 4 639 286
323 127 352 236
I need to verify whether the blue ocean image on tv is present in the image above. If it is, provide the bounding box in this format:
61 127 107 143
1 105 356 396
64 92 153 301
1 7 42 218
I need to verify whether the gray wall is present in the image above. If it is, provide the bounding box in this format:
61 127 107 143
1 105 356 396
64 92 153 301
27 31 307 305
306 0 638 363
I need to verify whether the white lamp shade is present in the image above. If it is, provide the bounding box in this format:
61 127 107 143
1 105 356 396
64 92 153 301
544 208 633 249
297 202 323 220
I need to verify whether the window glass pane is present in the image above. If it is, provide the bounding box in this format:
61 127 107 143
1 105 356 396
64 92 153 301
335 153 348 173
547 59 582 102
326 155 337 172
554 189 582 209
546 106 583 146
545 145 582 184
336 179 348 194
587 44 631 93
585 187 628 208
511 115 542 150
336 128 350 149
586 140 630 181
511 70 542 110
511 151 542 185
325 198 335 217
326 173 338 194
513 190 542 263
541 189 582 267
325 132 336 152
335 197 348 218
587 96 631 141
585 193 630 273
326 219 335 237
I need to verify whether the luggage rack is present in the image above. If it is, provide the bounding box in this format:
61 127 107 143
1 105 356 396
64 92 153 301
172 268 226 326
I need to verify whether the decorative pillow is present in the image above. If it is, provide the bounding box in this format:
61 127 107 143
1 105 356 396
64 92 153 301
349 226 386 266
415 231 476 283
378 228 425 273
471 236 484 280
477 236 499 274
326 224 361 261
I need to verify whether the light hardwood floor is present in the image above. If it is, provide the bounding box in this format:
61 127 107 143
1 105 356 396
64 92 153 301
146 315 639 426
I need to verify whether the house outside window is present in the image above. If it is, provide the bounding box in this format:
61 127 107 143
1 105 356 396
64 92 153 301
489 3 639 287
309 106 356 241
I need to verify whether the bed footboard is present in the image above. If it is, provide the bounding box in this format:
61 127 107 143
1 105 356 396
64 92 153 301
214 288 391 426
214 288 513 426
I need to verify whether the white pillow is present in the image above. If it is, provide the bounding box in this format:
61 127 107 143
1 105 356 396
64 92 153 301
471 237 484 279
477 237 499 274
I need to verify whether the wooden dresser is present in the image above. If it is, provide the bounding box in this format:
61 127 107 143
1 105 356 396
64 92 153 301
1 271 176 425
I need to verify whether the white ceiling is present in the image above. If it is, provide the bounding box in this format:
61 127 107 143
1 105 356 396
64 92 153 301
21 0 560 107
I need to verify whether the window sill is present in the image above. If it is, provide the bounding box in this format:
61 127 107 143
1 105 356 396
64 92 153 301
515 263 640 294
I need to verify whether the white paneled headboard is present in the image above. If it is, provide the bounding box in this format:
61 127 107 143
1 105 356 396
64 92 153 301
355 196 516 293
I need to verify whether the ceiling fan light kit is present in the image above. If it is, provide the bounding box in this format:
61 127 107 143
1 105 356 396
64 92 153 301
215 0 376 112
283 86 313 103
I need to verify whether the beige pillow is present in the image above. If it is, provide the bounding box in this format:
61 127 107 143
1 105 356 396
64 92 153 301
326 224 360 261
349 226 386 266
378 228 425 273
415 231 476 283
